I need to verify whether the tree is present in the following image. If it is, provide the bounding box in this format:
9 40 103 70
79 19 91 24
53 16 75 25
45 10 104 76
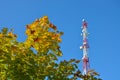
0 16 101 80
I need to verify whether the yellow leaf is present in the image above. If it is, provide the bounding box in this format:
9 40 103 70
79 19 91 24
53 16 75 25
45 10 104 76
0 33 3 38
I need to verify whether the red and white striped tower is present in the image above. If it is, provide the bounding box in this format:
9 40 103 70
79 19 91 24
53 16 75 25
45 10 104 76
80 19 90 75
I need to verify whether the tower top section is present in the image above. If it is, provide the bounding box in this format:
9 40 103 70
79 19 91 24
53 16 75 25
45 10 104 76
82 19 88 28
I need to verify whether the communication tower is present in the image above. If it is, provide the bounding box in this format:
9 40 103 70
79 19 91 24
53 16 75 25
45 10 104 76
80 19 90 75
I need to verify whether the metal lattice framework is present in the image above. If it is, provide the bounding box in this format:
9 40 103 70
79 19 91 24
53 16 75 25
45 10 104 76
80 19 90 75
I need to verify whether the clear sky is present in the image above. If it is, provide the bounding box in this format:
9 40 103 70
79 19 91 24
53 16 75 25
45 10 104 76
0 0 120 80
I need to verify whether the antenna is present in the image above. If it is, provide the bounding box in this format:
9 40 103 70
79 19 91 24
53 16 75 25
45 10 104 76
80 19 90 75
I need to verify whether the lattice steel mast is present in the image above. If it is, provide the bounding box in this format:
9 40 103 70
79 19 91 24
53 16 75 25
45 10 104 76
80 19 90 75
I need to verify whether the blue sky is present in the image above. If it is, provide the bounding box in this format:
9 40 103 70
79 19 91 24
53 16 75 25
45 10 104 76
0 0 120 80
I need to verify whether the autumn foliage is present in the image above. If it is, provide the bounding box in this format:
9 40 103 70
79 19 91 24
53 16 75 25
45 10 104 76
0 16 101 80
